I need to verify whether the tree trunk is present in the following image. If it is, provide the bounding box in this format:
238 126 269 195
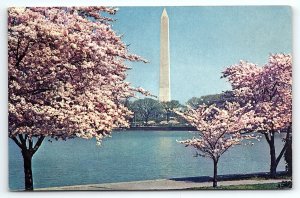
269 142 277 178
213 159 218 187
265 129 290 178
11 135 45 191
266 130 277 178
284 125 292 176
264 131 276 178
284 136 292 176
21 150 33 191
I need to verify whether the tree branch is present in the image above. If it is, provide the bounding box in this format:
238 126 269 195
15 40 35 68
275 141 288 167
12 36 21 58
264 132 271 146
33 136 45 154
18 134 27 147
270 81 279 100
29 138 33 150
276 128 291 166
18 87 53 96
220 144 233 156
10 136 24 149
214 130 227 147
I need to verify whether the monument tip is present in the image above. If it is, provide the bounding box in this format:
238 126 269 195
161 8 168 17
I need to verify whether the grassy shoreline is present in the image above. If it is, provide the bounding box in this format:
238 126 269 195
189 181 292 190
30 173 291 191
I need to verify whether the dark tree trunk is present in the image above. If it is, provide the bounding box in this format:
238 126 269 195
21 150 33 190
265 128 291 178
284 126 292 176
10 135 45 191
213 159 218 187
269 138 277 178
284 136 292 176
264 131 276 178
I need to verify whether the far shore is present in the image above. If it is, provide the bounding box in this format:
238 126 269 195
115 126 288 133
118 126 197 131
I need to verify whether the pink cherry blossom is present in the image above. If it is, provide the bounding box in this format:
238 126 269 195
8 7 147 190
222 53 292 177
176 102 256 187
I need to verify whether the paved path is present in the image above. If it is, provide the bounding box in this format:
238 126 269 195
36 178 290 191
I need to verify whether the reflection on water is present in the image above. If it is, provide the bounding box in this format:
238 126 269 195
9 130 286 190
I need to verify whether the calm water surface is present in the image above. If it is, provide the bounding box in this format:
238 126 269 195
9 130 286 190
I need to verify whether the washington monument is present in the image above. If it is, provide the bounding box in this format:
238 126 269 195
159 8 171 102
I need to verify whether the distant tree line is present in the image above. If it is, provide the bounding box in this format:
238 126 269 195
186 91 235 109
125 98 184 126
125 91 235 127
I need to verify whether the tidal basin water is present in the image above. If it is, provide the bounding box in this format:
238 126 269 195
9 130 286 190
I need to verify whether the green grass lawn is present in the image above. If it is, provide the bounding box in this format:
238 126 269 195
246 175 292 181
189 181 292 190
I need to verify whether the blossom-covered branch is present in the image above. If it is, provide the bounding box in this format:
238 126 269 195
176 102 257 187
222 53 292 177
8 7 148 144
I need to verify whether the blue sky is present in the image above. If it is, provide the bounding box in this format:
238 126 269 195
111 6 292 103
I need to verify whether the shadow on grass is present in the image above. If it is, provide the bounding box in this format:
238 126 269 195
188 182 291 190
169 171 290 183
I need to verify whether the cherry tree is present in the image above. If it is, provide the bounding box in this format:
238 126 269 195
176 102 256 187
130 98 162 124
8 7 148 190
222 54 292 177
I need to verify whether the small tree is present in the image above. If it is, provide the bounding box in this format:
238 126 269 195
176 102 255 187
130 98 162 124
222 54 292 178
8 7 148 190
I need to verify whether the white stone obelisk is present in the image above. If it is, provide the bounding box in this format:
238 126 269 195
159 8 171 102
